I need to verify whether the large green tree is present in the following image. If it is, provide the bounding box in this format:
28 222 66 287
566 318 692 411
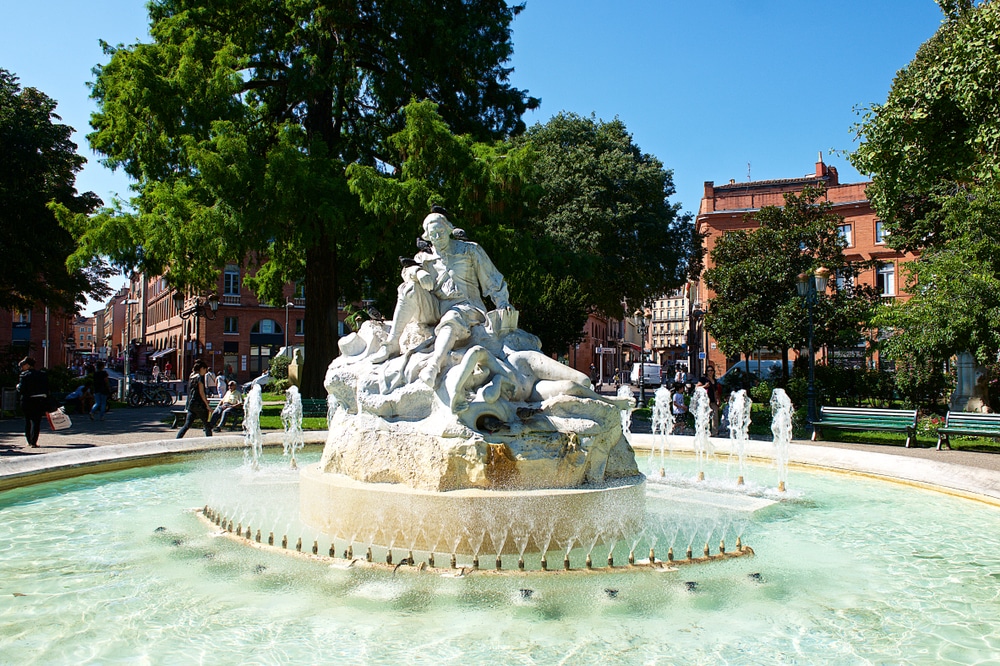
517 113 695 328
851 0 1000 251
0 69 111 312
851 1 1000 367
57 0 537 396
348 103 695 353
703 186 879 375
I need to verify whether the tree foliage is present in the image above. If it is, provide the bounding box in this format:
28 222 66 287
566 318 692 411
851 1 1000 252
0 69 111 311
703 186 880 369
851 1 1000 368
875 189 1000 365
516 113 696 319
348 103 694 353
55 0 537 396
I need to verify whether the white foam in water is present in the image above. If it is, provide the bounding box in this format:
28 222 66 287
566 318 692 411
645 482 776 513
691 386 714 475
617 385 634 443
242 384 264 470
651 386 674 473
727 389 752 480
281 386 305 468
770 388 793 489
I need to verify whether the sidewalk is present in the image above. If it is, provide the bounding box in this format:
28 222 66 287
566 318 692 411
0 405 181 457
4 396 1000 476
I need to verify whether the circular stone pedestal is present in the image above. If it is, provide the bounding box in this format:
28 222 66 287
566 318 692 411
299 464 646 555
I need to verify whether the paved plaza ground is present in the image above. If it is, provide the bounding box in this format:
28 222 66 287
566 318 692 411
3 399 1000 476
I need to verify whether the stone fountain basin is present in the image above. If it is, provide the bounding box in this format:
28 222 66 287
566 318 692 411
299 464 646 556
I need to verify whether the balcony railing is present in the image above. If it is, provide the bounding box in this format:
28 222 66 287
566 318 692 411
220 294 241 306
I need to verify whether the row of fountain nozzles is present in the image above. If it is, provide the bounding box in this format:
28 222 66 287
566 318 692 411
203 506 749 571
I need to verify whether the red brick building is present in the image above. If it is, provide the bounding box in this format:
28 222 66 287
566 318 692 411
0 306 75 370
127 264 346 384
692 156 918 377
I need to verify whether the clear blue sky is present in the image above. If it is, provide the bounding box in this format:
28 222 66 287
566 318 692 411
1 1 946 308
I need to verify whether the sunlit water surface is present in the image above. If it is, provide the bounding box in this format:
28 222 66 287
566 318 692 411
1 448 1000 665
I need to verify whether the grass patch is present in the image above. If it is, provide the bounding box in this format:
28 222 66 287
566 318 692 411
258 416 328 431
803 427 1000 451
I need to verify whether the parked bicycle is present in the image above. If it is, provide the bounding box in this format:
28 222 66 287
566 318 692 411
127 381 174 407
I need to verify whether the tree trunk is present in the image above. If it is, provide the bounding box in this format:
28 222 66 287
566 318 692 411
301 237 339 398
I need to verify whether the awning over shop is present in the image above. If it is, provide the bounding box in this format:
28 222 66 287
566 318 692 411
149 347 176 360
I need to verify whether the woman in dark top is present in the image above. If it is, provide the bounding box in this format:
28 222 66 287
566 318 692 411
16 357 49 447
176 360 213 438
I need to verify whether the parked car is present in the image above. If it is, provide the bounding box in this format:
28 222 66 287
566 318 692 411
720 360 783 387
242 371 271 394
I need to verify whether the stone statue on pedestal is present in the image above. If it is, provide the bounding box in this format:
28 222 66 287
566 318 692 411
322 209 639 491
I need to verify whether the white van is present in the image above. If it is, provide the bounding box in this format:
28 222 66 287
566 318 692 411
630 363 662 387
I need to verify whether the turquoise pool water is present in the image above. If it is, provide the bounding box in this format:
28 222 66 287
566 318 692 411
1 449 999 664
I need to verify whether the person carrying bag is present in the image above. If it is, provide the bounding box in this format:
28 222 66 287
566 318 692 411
176 360 213 438
15 356 50 447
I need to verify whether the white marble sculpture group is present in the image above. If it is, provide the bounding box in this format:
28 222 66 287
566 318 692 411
321 210 640 491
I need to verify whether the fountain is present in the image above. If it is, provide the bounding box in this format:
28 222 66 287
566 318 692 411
770 388 793 492
690 386 713 480
650 385 674 475
281 385 305 469
300 210 648 561
727 389 752 485
242 384 264 469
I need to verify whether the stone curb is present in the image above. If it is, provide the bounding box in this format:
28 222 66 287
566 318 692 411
630 433 1000 505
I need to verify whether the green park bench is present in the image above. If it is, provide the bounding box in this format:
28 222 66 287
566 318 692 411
171 398 243 430
935 411 1000 450
811 406 918 448
300 398 329 419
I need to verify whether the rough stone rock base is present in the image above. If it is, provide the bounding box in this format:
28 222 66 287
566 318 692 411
319 412 640 491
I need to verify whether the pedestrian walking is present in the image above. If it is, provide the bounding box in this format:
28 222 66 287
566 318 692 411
151 363 160 382
177 360 213 438
90 361 112 421
15 357 49 447
164 361 172 381
205 368 217 397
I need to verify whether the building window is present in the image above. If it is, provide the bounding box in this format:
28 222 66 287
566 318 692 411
224 317 238 334
835 270 854 292
877 262 895 297
838 224 853 247
223 266 240 296
875 220 886 244
251 319 280 334
294 281 305 300
295 318 304 336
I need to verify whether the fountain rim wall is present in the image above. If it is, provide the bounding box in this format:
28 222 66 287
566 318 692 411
2 431 1000 507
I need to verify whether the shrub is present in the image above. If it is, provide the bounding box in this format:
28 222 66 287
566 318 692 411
749 380 774 404
894 358 951 410
269 355 291 380
268 378 290 394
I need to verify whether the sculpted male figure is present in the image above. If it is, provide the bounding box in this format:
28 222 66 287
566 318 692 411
370 211 512 386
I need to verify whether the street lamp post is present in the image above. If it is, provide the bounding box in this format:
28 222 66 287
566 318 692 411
796 267 831 430
123 298 140 398
172 292 219 388
284 301 295 349
689 305 704 378
633 309 652 408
